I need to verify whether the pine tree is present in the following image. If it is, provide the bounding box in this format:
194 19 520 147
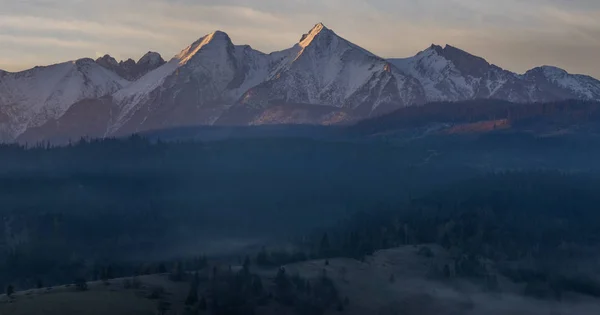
243 255 251 272
106 265 114 279
256 247 269 266
6 284 14 297
336 301 344 312
320 233 331 257
212 266 218 280
170 261 184 282
185 282 199 305
443 264 451 278
199 296 207 310
158 263 167 274
100 267 108 282
193 271 200 287
275 267 290 292
199 255 208 269
252 275 264 295
75 278 88 291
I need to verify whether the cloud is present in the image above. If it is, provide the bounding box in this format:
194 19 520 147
0 0 599 78
0 33 95 49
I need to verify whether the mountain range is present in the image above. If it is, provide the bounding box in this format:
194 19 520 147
2 23 600 143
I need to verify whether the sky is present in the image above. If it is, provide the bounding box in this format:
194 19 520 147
1 0 600 77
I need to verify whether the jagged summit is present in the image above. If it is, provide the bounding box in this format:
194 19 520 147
293 22 376 60
96 54 119 67
299 22 332 46
74 58 96 66
236 22 422 115
210 30 231 39
314 22 327 29
428 44 444 52
95 52 165 81
423 44 490 68
527 65 569 76
138 52 164 66
389 44 520 101
175 30 234 65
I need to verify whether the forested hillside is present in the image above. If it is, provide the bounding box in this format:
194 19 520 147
2 132 600 294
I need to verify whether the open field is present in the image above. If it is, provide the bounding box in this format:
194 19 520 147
2 245 600 315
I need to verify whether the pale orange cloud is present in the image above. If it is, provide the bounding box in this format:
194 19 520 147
1 0 600 78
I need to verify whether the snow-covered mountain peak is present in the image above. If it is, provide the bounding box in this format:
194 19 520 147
529 65 568 77
299 22 333 47
293 23 377 62
427 44 444 53
0 59 129 140
415 44 491 70
138 52 164 67
523 65 600 100
434 45 490 77
9 23 600 143
236 22 424 115
525 66 574 81
96 54 119 68
389 44 512 101
95 52 165 81
175 31 234 65
74 58 96 67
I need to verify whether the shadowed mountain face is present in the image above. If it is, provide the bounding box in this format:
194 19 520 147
350 99 600 140
4 23 600 143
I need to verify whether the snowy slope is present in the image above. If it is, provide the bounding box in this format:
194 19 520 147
107 30 274 134
389 45 526 102
238 23 425 115
524 66 600 102
6 23 600 143
389 45 600 104
0 58 128 140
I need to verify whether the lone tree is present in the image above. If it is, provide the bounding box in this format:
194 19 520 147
75 278 88 291
6 284 14 297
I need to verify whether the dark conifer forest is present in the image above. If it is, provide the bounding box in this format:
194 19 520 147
3 100 600 305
